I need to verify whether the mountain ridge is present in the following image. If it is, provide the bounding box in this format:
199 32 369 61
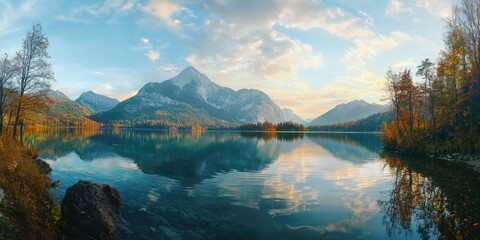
282 108 308 125
309 99 390 126
92 67 285 127
75 91 119 114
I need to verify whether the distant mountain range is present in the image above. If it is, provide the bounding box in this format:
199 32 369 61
91 67 284 127
75 91 119 114
28 90 99 127
37 68 393 130
282 108 308 125
309 100 390 126
309 111 393 132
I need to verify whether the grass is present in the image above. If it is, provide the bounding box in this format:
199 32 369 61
0 136 60 239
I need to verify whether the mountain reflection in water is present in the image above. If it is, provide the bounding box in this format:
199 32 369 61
24 129 480 239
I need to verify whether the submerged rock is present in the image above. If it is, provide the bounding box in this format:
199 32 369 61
61 180 127 240
50 180 60 188
34 159 52 174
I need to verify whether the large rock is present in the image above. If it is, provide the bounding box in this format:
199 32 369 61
34 159 52 174
61 180 127 240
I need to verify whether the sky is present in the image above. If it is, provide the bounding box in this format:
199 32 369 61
0 0 455 120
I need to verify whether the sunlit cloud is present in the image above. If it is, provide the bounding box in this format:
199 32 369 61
415 0 451 18
187 29 321 83
139 0 183 30
0 0 39 35
56 0 139 24
342 32 410 72
386 0 407 17
391 58 417 69
147 50 160 61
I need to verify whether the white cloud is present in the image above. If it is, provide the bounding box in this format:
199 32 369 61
140 38 149 45
342 32 410 72
56 0 138 24
386 0 406 17
154 64 178 73
0 0 39 35
415 0 451 18
139 0 183 30
195 0 373 40
186 29 321 84
391 58 417 69
147 50 160 61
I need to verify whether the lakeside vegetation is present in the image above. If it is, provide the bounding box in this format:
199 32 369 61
382 0 480 155
0 137 60 239
0 24 62 239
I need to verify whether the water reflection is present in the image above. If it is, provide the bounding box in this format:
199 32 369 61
240 132 305 142
23 129 480 239
380 155 480 239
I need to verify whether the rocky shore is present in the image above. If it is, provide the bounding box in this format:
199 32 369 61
431 153 480 173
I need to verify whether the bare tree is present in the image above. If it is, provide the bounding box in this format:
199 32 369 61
12 23 54 137
0 54 17 133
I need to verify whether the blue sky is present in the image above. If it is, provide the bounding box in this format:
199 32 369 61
0 0 454 119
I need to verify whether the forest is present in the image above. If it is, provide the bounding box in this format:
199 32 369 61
382 0 480 155
238 121 307 132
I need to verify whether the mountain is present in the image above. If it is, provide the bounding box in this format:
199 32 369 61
48 89 71 101
309 111 393 132
282 108 308 125
92 67 284 127
75 91 119 114
25 90 99 127
309 100 390 126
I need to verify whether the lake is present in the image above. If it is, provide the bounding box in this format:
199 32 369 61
24 129 480 239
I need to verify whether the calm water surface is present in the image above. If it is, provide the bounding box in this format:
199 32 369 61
25 129 480 239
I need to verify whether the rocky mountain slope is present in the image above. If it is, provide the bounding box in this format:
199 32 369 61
309 100 389 126
282 108 308 125
92 67 284 127
75 91 119 114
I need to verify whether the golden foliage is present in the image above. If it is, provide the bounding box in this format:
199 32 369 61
0 137 60 239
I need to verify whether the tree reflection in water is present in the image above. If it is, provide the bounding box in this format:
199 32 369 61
380 155 480 239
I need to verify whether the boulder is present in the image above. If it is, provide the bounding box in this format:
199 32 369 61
61 180 127 240
34 159 52 174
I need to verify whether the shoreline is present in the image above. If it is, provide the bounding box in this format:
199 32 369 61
433 154 480 174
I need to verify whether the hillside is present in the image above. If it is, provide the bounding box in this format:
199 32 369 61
25 90 99 128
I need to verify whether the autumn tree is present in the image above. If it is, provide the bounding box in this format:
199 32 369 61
0 54 17 133
382 0 480 154
12 23 54 137
416 58 437 130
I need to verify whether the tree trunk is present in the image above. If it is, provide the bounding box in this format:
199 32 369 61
12 102 21 137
